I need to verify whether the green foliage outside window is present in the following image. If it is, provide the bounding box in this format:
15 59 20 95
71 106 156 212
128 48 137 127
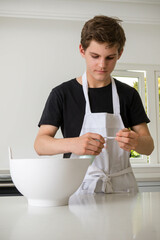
130 150 140 158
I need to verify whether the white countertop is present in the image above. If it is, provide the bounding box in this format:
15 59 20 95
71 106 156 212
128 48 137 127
0 192 160 240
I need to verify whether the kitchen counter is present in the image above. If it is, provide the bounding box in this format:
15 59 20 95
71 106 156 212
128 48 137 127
0 192 160 240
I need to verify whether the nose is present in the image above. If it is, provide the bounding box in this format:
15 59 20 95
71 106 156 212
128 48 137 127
98 58 106 69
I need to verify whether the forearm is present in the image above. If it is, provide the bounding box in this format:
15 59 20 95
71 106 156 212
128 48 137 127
34 135 73 156
116 124 154 156
134 135 154 155
34 132 105 156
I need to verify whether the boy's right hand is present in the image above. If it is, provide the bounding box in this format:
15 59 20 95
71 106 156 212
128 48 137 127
71 132 105 156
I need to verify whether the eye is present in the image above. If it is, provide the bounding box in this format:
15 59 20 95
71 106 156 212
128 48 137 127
106 55 116 60
106 57 114 60
91 55 99 59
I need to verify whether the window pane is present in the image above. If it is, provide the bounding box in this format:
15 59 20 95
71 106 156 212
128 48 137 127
113 74 146 161
114 75 147 113
113 76 140 159
114 76 139 89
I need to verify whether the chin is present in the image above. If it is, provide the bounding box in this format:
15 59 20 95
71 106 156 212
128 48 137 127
95 74 109 82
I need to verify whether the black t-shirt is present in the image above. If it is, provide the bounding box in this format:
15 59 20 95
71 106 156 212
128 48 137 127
38 78 150 138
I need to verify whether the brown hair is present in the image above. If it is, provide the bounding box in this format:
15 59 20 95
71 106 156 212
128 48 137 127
80 15 126 54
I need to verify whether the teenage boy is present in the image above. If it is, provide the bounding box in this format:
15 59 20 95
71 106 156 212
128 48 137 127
34 15 154 194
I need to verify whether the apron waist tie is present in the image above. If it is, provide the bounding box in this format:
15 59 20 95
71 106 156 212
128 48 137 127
88 166 133 193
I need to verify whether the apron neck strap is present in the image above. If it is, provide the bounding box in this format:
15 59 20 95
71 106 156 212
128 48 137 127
111 76 120 115
82 72 120 115
82 72 91 114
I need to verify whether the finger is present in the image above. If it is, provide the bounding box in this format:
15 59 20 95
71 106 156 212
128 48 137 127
116 130 136 140
118 142 132 152
88 141 104 153
117 137 137 151
116 128 130 137
116 135 133 144
85 144 103 154
84 149 101 155
90 138 104 147
121 146 131 152
117 128 129 134
87 132 105 144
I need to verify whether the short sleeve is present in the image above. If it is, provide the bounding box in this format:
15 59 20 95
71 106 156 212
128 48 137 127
127 89 150 127
38 89 63 128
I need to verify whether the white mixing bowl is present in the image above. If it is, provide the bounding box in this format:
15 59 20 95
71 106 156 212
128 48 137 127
9 148 91 207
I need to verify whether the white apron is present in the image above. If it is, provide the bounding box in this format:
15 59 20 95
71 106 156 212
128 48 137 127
71 72 138 194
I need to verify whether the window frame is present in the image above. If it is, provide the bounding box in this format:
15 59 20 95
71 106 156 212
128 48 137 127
155 71 160 165
113 70 146 108
112 69 147 164
114 63 160 169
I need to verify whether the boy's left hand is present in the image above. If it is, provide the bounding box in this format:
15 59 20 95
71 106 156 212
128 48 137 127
115 128 139 152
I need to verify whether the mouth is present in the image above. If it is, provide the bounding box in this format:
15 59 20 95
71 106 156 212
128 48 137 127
95 70 107 74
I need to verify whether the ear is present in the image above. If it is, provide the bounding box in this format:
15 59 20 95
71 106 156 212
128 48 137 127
79 44 85 57
118 48 123 59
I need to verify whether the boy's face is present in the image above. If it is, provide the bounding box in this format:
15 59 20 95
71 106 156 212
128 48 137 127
79 40 123 87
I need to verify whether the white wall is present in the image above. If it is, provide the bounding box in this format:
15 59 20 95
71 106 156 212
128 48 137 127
121 23 160 65
0 0 160 170
0 18 85 169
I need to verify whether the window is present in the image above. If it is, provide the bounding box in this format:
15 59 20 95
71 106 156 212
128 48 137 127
112 64 160 165
112 70 147 163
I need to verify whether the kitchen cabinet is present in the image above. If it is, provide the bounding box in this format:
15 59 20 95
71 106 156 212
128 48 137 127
0 192 160 240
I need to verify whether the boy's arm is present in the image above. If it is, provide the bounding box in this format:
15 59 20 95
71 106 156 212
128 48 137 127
34 125 105 156
115 122 154 155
